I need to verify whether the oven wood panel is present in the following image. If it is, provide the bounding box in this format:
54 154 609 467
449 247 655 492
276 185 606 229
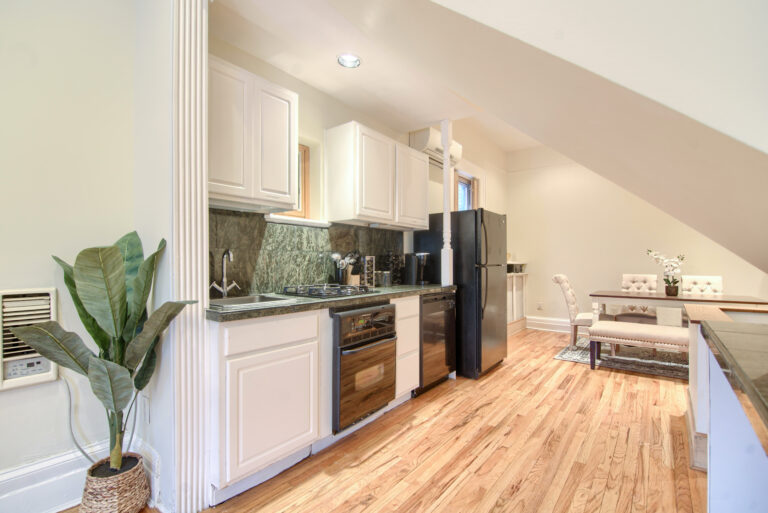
337 337 396 431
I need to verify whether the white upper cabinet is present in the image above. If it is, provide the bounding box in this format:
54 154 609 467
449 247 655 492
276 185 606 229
209 56 298 212
395 144 429 229
325 121 428 229
208 58 253 199
358 126 396 221
325 121 395 225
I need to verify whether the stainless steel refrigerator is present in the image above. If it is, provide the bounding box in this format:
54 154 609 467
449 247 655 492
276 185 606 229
414 209 507 378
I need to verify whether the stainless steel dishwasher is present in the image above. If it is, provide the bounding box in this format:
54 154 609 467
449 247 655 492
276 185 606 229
417 292 456 394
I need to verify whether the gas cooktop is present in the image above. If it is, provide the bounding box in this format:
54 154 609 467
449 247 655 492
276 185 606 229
282 284 379 298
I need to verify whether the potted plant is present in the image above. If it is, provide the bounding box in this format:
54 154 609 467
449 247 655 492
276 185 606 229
647 249 686 296
11 232 193 513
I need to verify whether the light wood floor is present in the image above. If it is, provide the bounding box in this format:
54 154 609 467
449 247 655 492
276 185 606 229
66 329 706 513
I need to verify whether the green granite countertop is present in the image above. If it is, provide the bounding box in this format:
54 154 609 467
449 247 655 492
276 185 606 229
702 320 768 432
206 284 457 322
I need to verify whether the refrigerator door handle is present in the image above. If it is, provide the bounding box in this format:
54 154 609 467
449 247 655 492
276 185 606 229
481 266 488 319
481 217 488 266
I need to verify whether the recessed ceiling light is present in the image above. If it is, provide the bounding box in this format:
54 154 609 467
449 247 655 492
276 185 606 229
337 53 361 68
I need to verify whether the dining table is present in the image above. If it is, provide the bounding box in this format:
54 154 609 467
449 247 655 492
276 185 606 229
590 290 768 326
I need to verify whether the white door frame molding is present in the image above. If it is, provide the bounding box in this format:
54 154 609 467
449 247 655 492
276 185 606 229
172 0 209 511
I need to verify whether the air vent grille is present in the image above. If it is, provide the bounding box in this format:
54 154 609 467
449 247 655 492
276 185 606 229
2 292 53 360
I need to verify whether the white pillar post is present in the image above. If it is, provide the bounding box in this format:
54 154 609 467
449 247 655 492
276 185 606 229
440 119 453 285
172 0 209 511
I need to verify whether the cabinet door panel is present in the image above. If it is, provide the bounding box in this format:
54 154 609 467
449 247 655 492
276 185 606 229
396 316 420 357
396 350 419 397
358 126 395 221
209 59 252 198
254 84 297 206
396 145 429 228
226 341 317 483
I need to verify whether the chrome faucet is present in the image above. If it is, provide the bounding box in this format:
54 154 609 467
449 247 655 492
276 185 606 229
210 249 240 297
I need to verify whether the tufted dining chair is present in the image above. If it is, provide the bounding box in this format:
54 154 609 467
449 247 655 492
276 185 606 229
613 274 659 324
681 275 723 295
552 274 594 349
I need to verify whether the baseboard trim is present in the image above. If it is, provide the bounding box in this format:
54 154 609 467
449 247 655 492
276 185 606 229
525 316 591 337
0 440 109 513
0 437 161 513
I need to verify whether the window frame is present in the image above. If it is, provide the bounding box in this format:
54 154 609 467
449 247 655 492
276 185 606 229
453 171 479 211
282 144 310 218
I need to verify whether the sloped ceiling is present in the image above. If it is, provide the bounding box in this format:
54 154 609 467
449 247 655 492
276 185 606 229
432 0 768 156
214 0 768 273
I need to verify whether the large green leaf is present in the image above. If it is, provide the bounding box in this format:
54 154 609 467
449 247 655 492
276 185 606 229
88 356 133 413
74 246 127 339
125 301 193 370
115 232 144 311
133 337 159 391
123 239 166 343
11 321 94 375
52 256 111 355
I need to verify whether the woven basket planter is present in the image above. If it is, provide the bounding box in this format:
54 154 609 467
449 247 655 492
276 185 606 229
80 452 150 513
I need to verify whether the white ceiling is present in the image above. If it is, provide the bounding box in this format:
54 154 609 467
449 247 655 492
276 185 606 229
210 0 541 153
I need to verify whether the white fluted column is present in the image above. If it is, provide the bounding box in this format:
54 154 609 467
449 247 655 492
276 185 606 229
172 0 209 511
440 119 453 285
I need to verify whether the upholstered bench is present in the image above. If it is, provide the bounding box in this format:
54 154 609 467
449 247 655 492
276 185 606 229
588 321 688 370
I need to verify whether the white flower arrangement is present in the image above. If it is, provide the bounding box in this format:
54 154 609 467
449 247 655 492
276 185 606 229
647 249 686 286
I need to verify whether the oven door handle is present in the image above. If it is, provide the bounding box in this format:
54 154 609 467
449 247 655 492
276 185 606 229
341 336 397 355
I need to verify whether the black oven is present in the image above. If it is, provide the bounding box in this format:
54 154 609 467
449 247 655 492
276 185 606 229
331 303 396 433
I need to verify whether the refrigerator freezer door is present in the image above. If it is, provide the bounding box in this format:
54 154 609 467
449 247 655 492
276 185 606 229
480 264 508 372
479 209 507 266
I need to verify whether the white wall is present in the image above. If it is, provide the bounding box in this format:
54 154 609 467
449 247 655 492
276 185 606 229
133 0 176 510
433 0 768 156
0 0 136 472
506 148 768 321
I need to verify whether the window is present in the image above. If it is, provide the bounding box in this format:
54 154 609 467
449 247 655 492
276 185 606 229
454 171 478 211
283 144 310 218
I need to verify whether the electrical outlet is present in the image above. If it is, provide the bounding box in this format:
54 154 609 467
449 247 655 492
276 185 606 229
537 302 544 311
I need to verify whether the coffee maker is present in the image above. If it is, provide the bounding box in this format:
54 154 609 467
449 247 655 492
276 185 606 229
405 252 430 285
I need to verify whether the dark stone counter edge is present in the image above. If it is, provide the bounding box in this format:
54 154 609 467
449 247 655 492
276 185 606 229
206 285 458 322
701 320 768 432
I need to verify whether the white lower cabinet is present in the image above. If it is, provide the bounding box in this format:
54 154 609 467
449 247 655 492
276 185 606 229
395 351 420 397
225 341 317 483
392 297 421 396
210 310 320 488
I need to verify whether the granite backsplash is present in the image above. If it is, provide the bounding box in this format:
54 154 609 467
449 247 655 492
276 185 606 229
209 209 403 297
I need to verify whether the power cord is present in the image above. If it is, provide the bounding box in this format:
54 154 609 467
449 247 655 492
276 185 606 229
61 376 96 464
61 376 140 463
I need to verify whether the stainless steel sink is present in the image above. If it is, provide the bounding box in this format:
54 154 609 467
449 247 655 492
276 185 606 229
209 295 295 311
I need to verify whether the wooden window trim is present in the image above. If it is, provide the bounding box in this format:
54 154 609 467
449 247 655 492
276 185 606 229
283 144 310 218
453 171 477 211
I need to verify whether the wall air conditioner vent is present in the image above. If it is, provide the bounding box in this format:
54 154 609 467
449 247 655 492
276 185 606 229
409 127 463 167
0 288 58 390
